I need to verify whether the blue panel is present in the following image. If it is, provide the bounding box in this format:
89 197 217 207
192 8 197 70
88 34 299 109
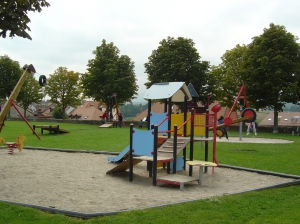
132 128 154 156
169 156 185 171
150 112 168 133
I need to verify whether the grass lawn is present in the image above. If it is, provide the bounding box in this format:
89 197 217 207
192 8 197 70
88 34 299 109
0 121 300 223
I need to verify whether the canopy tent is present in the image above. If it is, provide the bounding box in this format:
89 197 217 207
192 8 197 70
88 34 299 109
143 82 192 102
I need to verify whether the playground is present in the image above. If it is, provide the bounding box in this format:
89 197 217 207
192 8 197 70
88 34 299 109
0 69 299 218
0 146 296 215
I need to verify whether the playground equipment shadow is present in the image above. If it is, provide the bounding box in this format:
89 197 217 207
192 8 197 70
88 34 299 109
0 147 299 218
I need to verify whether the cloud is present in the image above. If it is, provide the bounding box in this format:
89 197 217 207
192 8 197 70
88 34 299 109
1 0 300 102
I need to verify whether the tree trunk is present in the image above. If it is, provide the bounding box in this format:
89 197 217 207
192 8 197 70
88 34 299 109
273 109 278 133
23 106 27 118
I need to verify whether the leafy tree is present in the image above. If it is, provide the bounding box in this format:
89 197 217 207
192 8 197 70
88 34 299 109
82 39 138 110
17 73 44 118
0 0 50 40
144 36 214 104
243 23 300 133
211 44 249 109
45 67 82 120
0 55 22 102
119 103 148 119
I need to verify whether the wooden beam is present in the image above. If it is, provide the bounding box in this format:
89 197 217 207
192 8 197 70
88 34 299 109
208 115 252 131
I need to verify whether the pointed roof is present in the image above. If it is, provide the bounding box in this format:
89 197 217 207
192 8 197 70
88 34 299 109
187 83 199 98
68 101 104 120
143 82 192 102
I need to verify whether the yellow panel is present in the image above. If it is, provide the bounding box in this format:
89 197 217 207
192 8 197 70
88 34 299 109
170 113 208 136
171 113 184 135
194 113 205 136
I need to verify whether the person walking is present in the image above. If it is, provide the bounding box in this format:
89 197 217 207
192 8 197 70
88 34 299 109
139 120 143 129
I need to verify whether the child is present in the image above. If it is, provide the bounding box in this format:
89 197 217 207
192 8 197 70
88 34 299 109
139 120 143 129
247 121 257 135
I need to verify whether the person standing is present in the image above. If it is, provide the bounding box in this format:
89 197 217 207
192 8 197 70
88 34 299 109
100 111 107 124
139 120 143 129
247 121 257 135
118 113 123 127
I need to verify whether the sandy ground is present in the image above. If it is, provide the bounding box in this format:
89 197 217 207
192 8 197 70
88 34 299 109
216 137 294 144
0 138 297 214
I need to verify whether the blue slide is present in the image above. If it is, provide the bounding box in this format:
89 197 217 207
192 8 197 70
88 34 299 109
107 128 154 162
107 145 130 163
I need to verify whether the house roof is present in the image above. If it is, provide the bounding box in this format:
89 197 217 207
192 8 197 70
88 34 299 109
68 101 104 121
143 82 192 102
187 83 199 98
260 112 300 126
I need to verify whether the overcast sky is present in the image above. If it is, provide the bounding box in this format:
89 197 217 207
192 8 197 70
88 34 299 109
1 0 300 102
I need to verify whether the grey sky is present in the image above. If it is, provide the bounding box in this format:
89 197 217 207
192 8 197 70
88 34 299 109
1 0 300 102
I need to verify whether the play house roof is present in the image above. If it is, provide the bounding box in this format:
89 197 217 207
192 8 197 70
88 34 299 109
143 82 192 102
187 83 199 98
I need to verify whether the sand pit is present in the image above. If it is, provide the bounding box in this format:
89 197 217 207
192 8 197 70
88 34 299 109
0 148 297 215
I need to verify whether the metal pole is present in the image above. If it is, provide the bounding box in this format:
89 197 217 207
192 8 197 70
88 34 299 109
173 125 177 174
152 125 158 186
129 124 134 182
189 108 195 176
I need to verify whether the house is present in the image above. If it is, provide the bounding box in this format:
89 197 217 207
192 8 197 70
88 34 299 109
68 101 120 121
260 112 300 126
0 102 35 119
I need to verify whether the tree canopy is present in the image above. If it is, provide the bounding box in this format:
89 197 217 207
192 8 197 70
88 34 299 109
82 39 138 106
211 44 249 108
0 55 22 102
45 67 82 119
244 23 300 133
144 36 213 104
17 73 44 117
0 0 50 40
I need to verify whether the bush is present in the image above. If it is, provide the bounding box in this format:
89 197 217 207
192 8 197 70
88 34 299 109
52 107 68 119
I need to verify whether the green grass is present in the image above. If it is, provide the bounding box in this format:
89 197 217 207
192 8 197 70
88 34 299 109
0 121 130 152
1 121 300 223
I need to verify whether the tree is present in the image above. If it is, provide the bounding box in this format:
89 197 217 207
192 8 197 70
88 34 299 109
243 23 300 133
0 0 50 40
144 36 214 104
0 55 22 102
119 103 148 118
211 44 249 108
82 39 138 109
45 67 82 119
17 73 44 118
52 107 67 119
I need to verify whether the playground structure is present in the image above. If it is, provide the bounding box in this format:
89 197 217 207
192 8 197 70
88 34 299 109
107 82 257 190
210 85 256 138
0 135 27 154
0 64 43 140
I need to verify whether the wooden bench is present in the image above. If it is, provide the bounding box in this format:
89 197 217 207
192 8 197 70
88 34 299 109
33 125 60 134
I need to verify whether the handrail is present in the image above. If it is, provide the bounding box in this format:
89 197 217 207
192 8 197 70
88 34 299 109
156 115 169 127
177 116 192 130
